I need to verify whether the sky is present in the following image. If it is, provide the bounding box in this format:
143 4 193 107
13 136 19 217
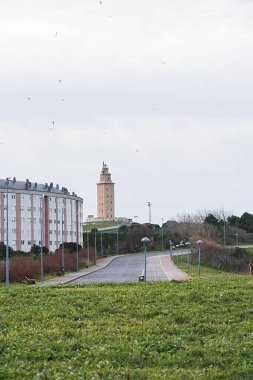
1 0 253 224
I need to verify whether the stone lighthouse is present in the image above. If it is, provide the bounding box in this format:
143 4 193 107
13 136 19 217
97 162 115 219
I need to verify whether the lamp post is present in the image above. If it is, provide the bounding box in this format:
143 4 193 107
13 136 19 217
236 233 239 247
197 240 203 277
94 229 97 259
176 245 179 264
223 218 226 247
76 205 79 272
147 202 152 224
141 237 150 281
116 225 119 255
61 202 65 276
86 224 90 268
161 218 164 251
100 230 103 257
169 240 173 256
40 195 44 285
180 241 184 270
185 241 191 275
5 178 10 288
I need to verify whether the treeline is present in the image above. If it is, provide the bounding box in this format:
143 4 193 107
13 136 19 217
205 212 253 233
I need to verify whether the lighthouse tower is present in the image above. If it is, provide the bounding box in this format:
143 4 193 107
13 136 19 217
97 162 115 219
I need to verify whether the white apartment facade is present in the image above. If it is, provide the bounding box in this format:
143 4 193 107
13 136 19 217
0 178 83 252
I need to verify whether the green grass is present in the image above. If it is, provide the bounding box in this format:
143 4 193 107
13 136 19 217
0 275 253 379
172 254 227 279
244 248 253 255
83 220 120 231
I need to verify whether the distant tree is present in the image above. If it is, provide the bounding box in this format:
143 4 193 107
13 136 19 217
204 214 220 226
42 246 49 255
227 215 240 227
239 212 253 233
0 242 14 259
31 244 40 255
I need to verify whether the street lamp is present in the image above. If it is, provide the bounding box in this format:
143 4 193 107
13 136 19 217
86 225 90 268
180 241 184 271
185 241 191 275
116 224 120 255
40 195 44 285
176 245 179 264
161 218 164 251
197 240 203 277
147 202 152 224
235 233 239 247
169 240 173 256
5 178 10 288
61 201 65 276
100 230 103 257
141 237 150 281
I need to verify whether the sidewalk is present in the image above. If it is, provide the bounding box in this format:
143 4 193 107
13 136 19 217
39 255 120 286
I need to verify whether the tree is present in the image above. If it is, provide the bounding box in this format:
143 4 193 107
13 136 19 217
0 242 14 259
239 212 253 233
227 215 240 227
31 244 40 255
204 214 220 226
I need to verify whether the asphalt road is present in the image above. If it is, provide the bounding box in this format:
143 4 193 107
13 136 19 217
70 251 190 284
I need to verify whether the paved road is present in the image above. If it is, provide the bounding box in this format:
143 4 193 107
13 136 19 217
70 251 190 284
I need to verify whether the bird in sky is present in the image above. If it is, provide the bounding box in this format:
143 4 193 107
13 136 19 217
100 0 102 4
54 32 58 36
59 79 62 83
27 97 30 101
52 121 55 125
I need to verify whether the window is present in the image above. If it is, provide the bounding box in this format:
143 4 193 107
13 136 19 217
50 241 52 245
27 207 31 212
28 241 31 245
11 195 16 199
21 240 25 245
49 219 52 223
12 229 16 233
49 230 52 234
20 206 24 211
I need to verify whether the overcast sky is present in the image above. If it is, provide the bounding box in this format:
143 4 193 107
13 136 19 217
1 0 253 224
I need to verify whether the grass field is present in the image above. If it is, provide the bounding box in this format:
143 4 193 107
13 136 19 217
0 272 253 379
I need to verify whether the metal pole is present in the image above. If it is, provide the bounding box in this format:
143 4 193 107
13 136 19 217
40 195 44 285
161 218 164 251
223 218 226 247
198 245 201 277
187 243 190 275
76 204 79 272
94 229 97 259
144 243 147 281
6 179 9 289
87 227 89 268
100 230 103 257
147 202 152 224
61 203 64 276
116 226 119 255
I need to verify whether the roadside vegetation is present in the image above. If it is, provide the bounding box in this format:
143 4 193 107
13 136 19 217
0 274 252 379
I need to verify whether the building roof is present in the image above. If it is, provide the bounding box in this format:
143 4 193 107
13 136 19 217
0 178 83 201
